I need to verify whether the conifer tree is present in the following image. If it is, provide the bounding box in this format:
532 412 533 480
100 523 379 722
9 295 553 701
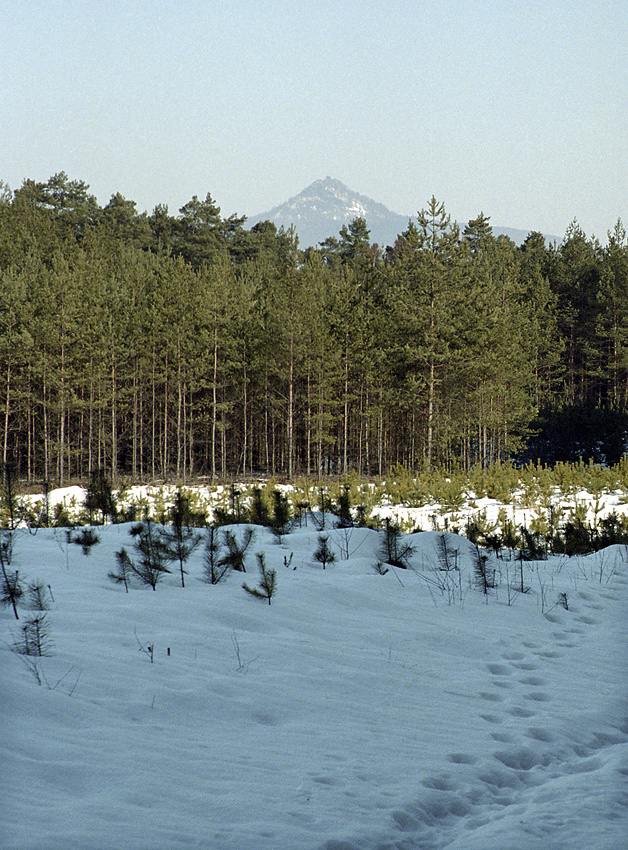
242 553 277 605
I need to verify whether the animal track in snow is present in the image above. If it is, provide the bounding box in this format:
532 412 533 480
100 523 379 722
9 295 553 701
479 713 502 724
524 691 551 702
420 774 456 791
490 731 513 743
575 614 597 625
524 727 555 743
511 660 539 671
479 691 504 703
507 705 536 718
487 663 512 676
518 675 547 686
447 752 478 765
493 747 542 771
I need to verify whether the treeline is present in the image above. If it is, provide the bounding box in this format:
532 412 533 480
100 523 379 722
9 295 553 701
1 172 627 484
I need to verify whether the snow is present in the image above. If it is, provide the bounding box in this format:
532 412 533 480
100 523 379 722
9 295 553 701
1 512 627 850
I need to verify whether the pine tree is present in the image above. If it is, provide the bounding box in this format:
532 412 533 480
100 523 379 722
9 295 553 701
160 489 201 587
124 517 171 590
313 534 335 569
242 553 277 605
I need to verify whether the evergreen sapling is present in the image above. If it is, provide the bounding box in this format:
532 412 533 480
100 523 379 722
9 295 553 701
243 553 277 605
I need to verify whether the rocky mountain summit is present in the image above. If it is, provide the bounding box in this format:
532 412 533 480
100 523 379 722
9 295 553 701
247 177 559 248
247 177 409 248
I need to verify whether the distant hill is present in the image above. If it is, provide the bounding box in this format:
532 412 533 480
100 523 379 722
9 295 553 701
247 177 560 248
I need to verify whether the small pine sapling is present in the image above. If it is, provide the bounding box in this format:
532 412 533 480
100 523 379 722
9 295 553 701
161 489 201 587
271 489 291 541
250 488 271 527
214 484 243 525
73 527 101 555
437 534 458 571
314 534 336 569
501 519 520 556
1 569 23 619
203 525 229 584
109 548 133 592
126 517 171 590
334 486 354 528
243 553 277 605
84 468 118 525
1 530 22 618
474 546 496 596
314 487 333 531
15 613 52 656
27 580 52 611
379 518 414 569
218 528 255 573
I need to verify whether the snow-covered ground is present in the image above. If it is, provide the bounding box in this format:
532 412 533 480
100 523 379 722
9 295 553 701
1 516 627 849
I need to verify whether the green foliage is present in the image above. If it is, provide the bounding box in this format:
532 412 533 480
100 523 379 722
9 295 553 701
379 518 414 569
108 549 132 592
242 553 277 605
52 502 75 528
313 535 335 569
73 527 100 555
2 171 627 482
84 469 117 524
473 547 496 595
27 580 52 611
122 517 171 590
14 613 52 656
250 487 271 527
202 526 228 584
271 489 291 538
218 528 255 573
160 489 202 587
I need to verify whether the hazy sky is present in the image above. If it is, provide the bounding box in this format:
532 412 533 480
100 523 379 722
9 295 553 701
3 0 626 240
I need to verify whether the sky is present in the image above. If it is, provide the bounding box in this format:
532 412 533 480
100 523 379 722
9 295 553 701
2 0 627 241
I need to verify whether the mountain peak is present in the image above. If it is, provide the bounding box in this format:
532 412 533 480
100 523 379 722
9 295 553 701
247 178 409 248
247 179 559 248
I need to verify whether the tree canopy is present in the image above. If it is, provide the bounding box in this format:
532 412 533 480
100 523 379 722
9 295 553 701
1 173 626 484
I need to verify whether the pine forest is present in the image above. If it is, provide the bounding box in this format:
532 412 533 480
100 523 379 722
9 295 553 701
1 173 627 486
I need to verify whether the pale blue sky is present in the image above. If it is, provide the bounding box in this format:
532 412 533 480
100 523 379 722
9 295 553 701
3 0 626 240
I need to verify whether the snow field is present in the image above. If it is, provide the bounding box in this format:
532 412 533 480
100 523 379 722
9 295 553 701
1 521 627 850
